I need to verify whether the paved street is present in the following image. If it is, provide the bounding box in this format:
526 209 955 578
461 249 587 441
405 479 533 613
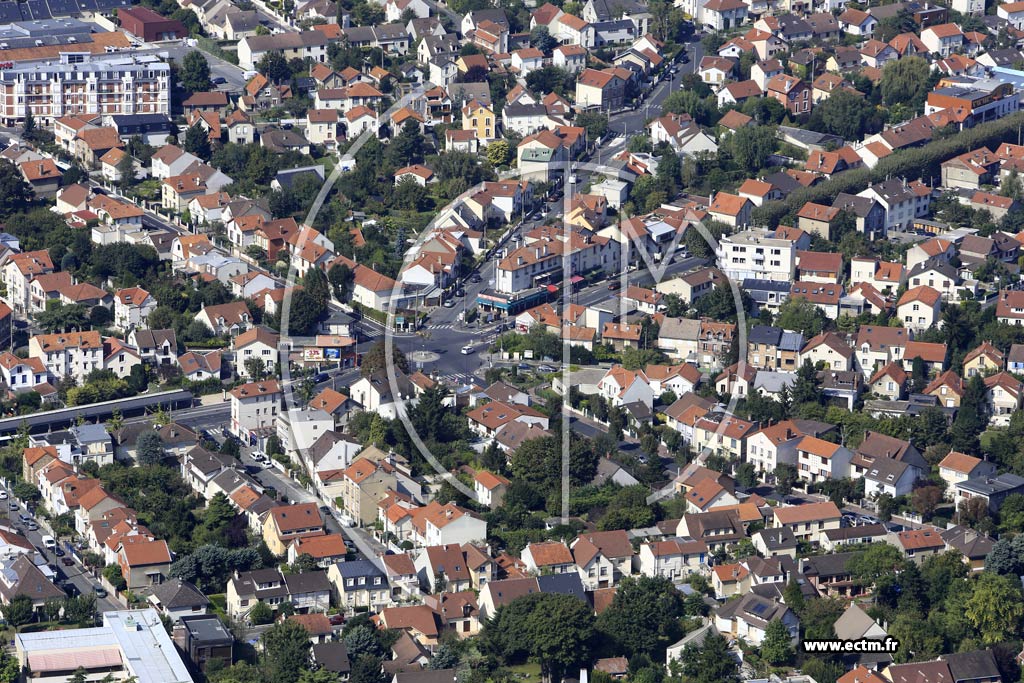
140 43 249 92
0 486 122 614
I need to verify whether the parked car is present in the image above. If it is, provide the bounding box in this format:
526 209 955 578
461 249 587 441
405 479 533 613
314 372 330 383
7 503 15 511
54 548 65 557
608 281 621 290
212 76 227 85
41 535 55 549
93 586 107 598
329 614 345 626
61 557 74 566
443 299 456 308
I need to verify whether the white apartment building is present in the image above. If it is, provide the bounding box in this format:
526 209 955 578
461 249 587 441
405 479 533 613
28 331 103 384
717 229 796 282
745 420 804 475
2 250 54 316
237 30 331 70
113 287 157 332
495 234 619 294
229 379 282 443
0 54 170 126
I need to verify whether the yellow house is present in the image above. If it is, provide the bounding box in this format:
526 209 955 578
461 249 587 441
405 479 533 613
262 502 324 555
462 99 496 143
963 340 1004 378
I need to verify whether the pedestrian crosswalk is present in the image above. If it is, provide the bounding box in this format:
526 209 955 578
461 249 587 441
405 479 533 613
425 323 454 330
437 373 477 386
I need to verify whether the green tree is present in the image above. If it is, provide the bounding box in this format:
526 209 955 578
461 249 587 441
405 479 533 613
285 289 325 335
343 624 381 658
783 579 804 613
1 594 33 627
116 152 137 190
257 50 292 84
360 340 409 377
349 654 386 683
482 593 596 683
950 374 988 454
529 25 557 53
34 301 88 333
11 482 39 502
487 139 511 167
328 263 355 301
298 670 344 683
261 618 312 683
244 357 268 380
385 120 426 167
811 89 876 141
576 111 609 140
249 600 274 625
880 56 931 109
678 633 739 683
776 296 825 337
790 358 822 406
183 124 212 161
760 619 792 665
847 542 905 587
986 534 1024 576
595 576 685 661
21 111 35 140
965 572 1024 645
0 163 33 218
180 51 212 93
724 124 777 171
135 430 166 466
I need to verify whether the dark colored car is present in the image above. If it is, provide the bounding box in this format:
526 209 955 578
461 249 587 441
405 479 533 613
329 614 345 625
314 372 330 383
607 281 621 290
61 557 75 566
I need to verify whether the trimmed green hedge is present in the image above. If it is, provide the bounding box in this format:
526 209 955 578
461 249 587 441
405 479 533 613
752 111 1024 228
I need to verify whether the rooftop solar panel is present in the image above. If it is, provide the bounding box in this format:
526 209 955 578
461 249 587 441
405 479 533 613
24 0 52 19
0 2 23 21
46 0 79 16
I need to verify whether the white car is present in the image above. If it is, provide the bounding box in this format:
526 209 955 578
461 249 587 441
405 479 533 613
0 491 9 500
41 535 55 549
461 344 474 355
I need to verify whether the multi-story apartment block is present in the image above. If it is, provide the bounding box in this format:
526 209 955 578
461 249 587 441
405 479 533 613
496 233 619 293
0 54 170 126
229 380 281 444
717 229 796 282
2 250 54 316
28 331 103 384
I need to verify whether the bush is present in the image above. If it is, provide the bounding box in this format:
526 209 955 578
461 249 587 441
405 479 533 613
249 601 274 625
102 565 126 591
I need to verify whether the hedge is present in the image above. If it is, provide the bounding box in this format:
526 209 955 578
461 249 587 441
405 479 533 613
751 110 1024 228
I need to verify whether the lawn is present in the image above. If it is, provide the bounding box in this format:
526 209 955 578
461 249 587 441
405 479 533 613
506 663 542 683
208 593 227 619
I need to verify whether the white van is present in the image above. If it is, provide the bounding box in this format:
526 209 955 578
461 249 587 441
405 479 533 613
41 535 55 549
